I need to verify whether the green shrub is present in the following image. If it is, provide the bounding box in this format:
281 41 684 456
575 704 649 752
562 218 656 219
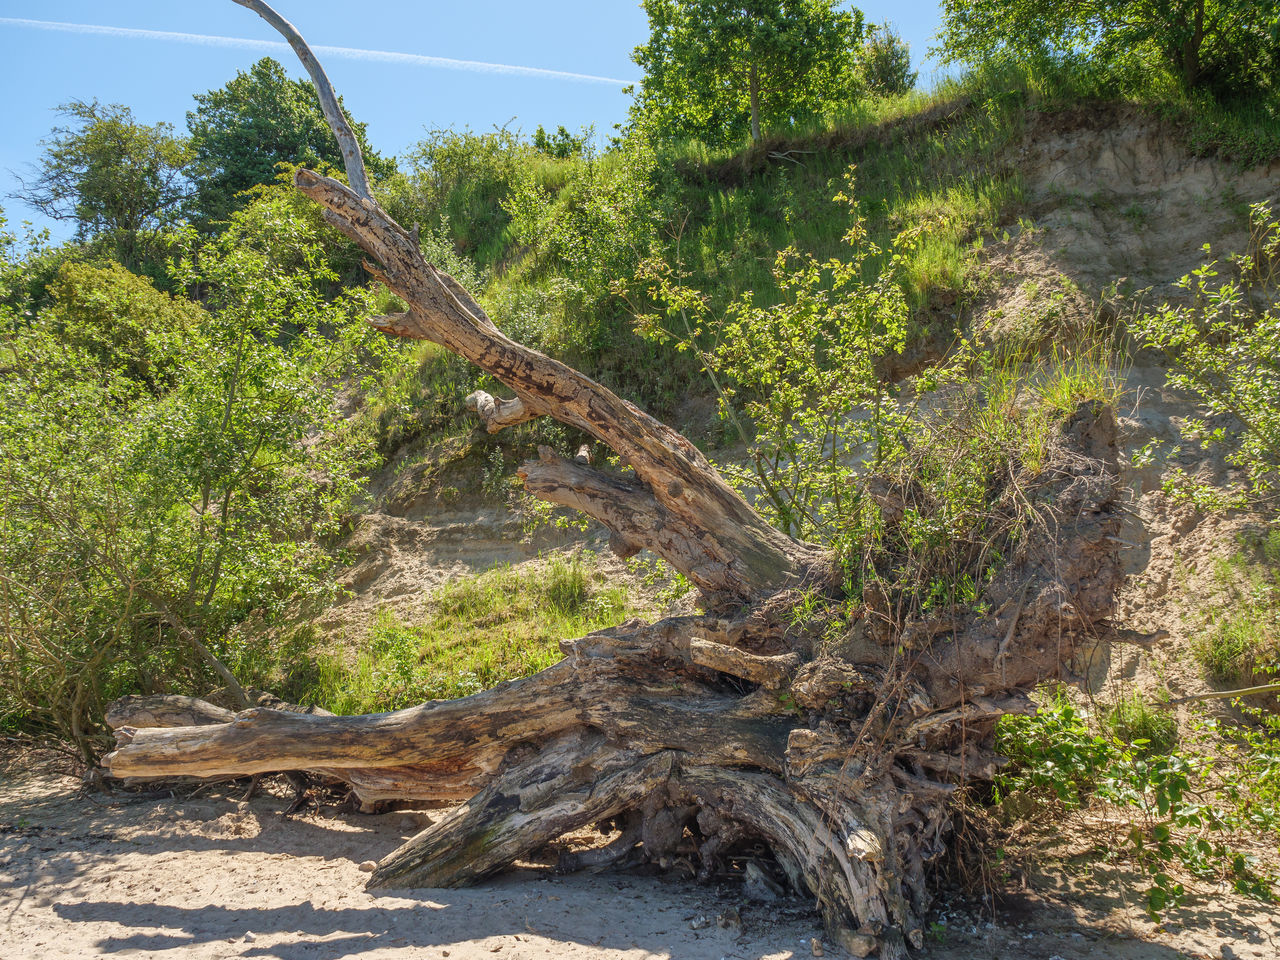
1132 203 1280 497
1105 692 1179 757
379 126 531 268
995 691 1276 917
857 22 918 96
993 686 1274 921
0 198 395 762
995 690 1111 805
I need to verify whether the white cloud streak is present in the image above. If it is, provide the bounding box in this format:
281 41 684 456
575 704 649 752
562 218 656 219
0 17 633 86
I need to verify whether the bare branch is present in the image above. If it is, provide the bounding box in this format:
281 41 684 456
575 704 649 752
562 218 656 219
465 390 545 432
231 0 370 199
689 638 800 688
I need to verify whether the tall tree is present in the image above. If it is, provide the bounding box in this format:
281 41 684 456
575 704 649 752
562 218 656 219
13 101 192 271
857 21 917 96
186 57 393 228
629 0 864 147
938 0 1280 98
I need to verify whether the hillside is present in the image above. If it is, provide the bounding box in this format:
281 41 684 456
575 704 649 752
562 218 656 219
5 29 1280 954
303 101 1279 700
5 99 1280 960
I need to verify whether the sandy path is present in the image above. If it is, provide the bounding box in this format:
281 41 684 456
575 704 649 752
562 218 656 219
4 761 1278 960
1 765 823 960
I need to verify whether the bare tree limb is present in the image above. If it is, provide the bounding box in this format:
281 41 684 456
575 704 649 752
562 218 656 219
465 390 545 432
231 0 370 199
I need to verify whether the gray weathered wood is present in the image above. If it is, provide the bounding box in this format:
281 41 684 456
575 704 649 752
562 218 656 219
231 0 370 199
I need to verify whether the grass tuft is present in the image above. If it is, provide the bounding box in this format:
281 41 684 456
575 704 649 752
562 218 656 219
306 555 632 714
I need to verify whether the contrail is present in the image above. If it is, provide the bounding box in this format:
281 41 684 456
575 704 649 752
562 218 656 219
0 17 633 86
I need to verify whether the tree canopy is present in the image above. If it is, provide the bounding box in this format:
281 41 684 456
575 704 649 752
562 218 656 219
13 100 192 271
628 0 864 147
938 0 1280 98
856 21 917 96
186 57 394 228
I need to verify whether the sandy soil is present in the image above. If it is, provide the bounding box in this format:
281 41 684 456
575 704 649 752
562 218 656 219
1 760 825 960
3 757 1278 960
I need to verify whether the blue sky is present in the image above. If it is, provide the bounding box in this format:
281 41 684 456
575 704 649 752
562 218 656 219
0 1 947 241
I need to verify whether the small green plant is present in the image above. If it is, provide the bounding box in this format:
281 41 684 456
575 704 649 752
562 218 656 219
625 554 695 608
1122 202 1151 232
1104 692 1179 758
995 690 1276 919
1192 533 1280 687
994 689 1111 805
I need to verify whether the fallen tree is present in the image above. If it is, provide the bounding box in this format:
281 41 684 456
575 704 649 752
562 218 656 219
102 3 1125 956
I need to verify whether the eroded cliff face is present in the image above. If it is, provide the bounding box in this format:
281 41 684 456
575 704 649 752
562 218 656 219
962 109 1278 714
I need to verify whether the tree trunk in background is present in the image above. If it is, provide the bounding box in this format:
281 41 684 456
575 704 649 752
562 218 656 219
749 60 763 144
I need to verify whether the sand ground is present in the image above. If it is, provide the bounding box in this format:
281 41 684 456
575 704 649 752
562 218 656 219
3 757 1278 960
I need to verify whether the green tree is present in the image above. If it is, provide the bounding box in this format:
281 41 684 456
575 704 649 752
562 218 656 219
0 194 398 759
532 124 589 159
629 0 864 147
938 0 1280 99
186 57 394 228
857 21 917 96
13 100 192 272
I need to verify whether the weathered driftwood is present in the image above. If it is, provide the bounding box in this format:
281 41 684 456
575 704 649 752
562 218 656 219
106 405 1121 954
104 5 1126 956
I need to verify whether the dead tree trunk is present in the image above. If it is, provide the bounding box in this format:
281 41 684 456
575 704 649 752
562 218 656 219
104 4 1125 956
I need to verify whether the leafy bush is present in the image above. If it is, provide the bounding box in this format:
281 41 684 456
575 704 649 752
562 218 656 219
995 690 1112 805
636 168 911 541
995 692 1276 918
380 126 531 267
43 260 201 390
0 195 401 761
532 124 589 160
1133 203 1280 497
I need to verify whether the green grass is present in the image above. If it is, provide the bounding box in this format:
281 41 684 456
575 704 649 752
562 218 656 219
1193 530 1280 689
302 555 633 714
665 88 1026 315
1104 691 1179 758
